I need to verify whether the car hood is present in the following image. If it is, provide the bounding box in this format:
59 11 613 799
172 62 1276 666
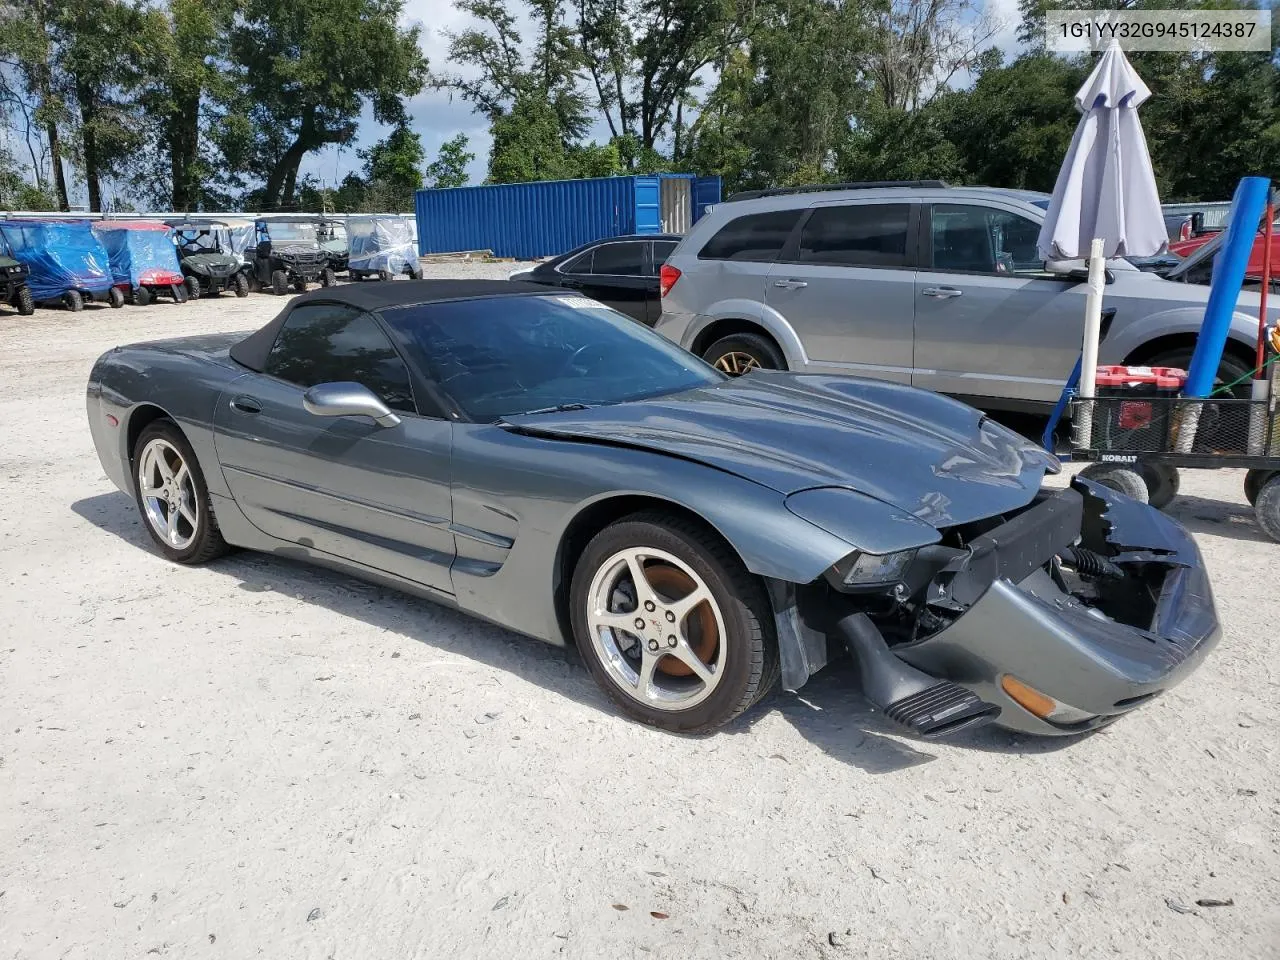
504 371 1058 528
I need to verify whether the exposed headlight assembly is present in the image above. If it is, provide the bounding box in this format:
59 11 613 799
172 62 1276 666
831 548 917 588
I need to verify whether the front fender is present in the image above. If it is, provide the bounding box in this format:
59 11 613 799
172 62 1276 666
1105 302 1262 363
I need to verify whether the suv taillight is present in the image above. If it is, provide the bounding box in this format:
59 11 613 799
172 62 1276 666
659 263 681 298
1179 220 1192 242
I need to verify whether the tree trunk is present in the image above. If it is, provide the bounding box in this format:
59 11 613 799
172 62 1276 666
75 78 102 212
263 109 316 209
169 92 201 210
46 121 70 211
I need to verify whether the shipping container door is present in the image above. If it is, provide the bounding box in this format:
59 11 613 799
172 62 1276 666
633 176 661 235
659 177 692 234
692 177 722 223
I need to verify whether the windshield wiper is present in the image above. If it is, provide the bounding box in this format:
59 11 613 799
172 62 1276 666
520 402 594 415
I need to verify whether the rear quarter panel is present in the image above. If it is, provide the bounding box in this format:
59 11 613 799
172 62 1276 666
87 343 248 499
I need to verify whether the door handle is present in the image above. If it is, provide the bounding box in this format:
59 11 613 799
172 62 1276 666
230 395 262 415
772 279 808 290
921 286 963 299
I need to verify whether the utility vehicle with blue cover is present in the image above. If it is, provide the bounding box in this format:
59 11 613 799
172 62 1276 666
0 219 122 311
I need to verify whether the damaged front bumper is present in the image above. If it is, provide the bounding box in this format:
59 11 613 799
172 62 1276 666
780 477 1220 738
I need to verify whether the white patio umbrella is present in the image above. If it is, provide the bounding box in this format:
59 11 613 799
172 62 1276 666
1036 39 1166 446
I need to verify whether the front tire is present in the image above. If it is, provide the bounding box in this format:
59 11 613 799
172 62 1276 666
108 286 125 308
233 272 250 297
1078 463 1149 503
15 284 34 315
132 420 230 564
569 512 777 733
185 276 201 300
320 267 336 287
134 285 152 306
64 290 83 312
271 269 288 295
703 332 785 376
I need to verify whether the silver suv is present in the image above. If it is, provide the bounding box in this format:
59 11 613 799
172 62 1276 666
656 182 1278 410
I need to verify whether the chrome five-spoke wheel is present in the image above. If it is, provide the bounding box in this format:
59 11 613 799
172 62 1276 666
131 420 229 565
570 513 778 732
586 547 726 710
138 438 199 550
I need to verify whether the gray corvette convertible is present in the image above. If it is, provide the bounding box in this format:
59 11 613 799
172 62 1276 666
87 281 1219 738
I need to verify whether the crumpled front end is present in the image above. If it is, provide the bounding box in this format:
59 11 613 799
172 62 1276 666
796 476 1219 738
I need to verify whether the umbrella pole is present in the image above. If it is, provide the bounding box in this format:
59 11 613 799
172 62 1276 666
1072 238 1106 450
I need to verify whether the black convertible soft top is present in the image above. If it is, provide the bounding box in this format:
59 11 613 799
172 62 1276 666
229 279 556 372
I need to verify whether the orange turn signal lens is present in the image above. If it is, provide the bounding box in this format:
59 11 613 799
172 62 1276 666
1000 675 1057 719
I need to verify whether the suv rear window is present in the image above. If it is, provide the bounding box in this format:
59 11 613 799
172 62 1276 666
796 203 910 267
698 210 802 262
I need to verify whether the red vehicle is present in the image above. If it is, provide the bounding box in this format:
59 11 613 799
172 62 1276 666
1169 225 1279 281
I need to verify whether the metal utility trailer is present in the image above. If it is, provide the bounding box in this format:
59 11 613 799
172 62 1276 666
1059 376 1280 541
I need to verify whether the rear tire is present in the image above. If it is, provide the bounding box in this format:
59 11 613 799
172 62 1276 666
134 285 152 306
271 269 288 295
233 273 250 297
64 290 83 312
185 276 201 300
378 270 393 282
1254 475 1280 543
293 277 307 293
15 285 34 315
132 420 231 565
569 512 777 733
172 282 188 303
108 286 125 309
1141 462 1180 510
703 332 785 376
1078 463 1149 503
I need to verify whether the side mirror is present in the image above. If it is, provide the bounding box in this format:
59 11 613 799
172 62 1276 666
302 381 401 428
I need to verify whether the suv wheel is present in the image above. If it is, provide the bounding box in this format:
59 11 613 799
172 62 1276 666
703 333 785 376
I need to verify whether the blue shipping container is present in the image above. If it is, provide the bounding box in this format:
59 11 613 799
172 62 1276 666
414 174 722 260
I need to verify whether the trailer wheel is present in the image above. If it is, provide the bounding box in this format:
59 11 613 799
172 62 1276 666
64 290 83 312
1244 469 1278 507
15 285 34 315
234 273 249 297
1078 463 1149 503
1254 474 1280 543
1140 462 1180 510
320 267 336 287
185 276 201 300
271 270 288 295
108 286 125 309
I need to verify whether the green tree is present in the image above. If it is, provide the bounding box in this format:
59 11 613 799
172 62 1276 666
424 134 475 188
363 124 426 208
231 0 428 209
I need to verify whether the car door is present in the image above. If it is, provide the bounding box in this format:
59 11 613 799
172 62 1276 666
212 300 456 594
764 201 917 383
644 239 679 326
573 240 650 322
912 201 1087 406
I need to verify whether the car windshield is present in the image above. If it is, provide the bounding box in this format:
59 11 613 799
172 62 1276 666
267 222 318 242
381 294 724 421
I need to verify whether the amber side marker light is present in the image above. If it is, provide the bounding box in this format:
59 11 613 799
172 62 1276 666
1000 675 1057 719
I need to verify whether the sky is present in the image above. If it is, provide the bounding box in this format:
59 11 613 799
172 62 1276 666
292 0 1028 194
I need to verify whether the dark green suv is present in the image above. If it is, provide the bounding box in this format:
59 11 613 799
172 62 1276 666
0 235 34 315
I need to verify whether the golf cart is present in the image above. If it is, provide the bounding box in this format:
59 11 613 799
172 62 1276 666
0 218 122 311
252 216 334 294
0 229 34 315
347 214 421 281
92 220 190 305
318 217 349 275
167 219 251 298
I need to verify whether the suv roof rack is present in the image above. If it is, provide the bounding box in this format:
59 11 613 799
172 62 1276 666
724 180 950 202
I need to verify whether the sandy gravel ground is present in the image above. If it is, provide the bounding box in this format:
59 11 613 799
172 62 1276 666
1 265 1277 960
